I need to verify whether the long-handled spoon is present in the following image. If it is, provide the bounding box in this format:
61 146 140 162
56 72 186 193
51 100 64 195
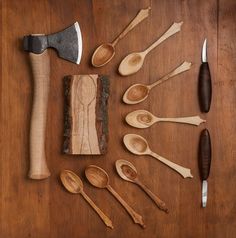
118 22 183 76
85 165 145 228
126 110 206 128
123 61 191 104
115 159 169 213
91 7 151 67
123 134 193 178
60 170 113 229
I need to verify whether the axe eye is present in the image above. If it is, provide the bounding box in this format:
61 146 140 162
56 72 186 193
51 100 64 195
23 35 48 54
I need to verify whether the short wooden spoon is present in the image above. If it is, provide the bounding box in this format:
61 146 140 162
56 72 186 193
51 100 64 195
126 110 206 128
60 170 113 229
118 22 183 76
123 134 193 178
115 159 169 213
85 165 145 228
91 7 151 67
123 61 191 104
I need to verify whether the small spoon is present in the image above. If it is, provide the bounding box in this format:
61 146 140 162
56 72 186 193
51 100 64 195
91 7 151 67
126 110 206 128
85 165 145 228
60 170 113 229
115 159 169 213
123 61 191 104
123 134 193 178
118 22 183 76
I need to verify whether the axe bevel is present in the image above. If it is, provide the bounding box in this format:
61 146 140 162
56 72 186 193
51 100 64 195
24 22 82 179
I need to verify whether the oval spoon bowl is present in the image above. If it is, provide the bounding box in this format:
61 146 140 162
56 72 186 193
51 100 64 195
116 159 138 182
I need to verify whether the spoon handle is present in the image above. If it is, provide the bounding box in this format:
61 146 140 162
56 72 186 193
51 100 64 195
81 191 113 229
144 22 183 54
135 180 169 213
149 61 191 89
112 7 151 46
156 116 206 126
107 185 145 228
150 152 193 178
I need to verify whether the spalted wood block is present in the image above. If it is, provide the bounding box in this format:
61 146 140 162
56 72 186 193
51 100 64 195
63 75 109 155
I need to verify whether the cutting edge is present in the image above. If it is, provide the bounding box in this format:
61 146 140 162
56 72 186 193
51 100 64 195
202 180 208 208
74 22 83 64
201 38 207 63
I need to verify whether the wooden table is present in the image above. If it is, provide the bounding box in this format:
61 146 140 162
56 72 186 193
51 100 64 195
1 0 236 237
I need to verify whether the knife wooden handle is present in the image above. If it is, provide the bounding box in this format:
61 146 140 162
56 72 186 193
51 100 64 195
198 129 211 180
198 62 212 113
28 51 50 179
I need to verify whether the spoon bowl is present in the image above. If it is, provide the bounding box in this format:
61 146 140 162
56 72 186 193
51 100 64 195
126 110 155 128
115 160 138 182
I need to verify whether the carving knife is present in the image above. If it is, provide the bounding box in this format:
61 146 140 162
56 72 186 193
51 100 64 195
198 129 212 207
198 39 212 113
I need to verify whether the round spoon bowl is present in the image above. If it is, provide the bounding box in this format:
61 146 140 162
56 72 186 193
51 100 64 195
60 170 83 194
116 160 138 182
123 84 149 104
91 43 115 67
85 165 109 188
126 110 155 128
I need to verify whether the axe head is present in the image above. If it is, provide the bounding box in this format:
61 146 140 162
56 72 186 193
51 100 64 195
23 22 82 64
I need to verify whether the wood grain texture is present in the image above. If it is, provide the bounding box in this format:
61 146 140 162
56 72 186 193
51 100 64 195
1 0 236 238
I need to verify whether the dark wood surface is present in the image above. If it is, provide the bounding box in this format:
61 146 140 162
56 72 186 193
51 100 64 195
1 0 236 237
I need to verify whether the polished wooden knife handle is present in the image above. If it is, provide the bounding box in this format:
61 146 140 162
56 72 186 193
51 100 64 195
198 129 211 180
198 62 212 113
28 50 50 179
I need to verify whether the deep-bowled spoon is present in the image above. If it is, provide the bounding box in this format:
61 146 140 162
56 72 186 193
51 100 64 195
85 165 145 228
60 170 113 229
118 22 183 76
123 134 193 178
123 61 191 104
115 159 169 213
126 110 206 128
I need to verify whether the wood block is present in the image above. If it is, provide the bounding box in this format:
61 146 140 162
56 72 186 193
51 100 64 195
63 75 109 155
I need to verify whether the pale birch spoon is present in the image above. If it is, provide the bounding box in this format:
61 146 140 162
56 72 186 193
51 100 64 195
118 22 183 76
123 134 193 178
60 170 113 229
123 61 191 104
115 159 169 213
91 7 151 67
126 110 206 128
85 165 146 228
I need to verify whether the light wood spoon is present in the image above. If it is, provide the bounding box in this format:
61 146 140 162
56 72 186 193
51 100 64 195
126 110 206 128
123 134 193 178
85 165 145 228
60 170 113 229
118 22 183 76
91 7 151 67
123 61 191 104
115 159 169 213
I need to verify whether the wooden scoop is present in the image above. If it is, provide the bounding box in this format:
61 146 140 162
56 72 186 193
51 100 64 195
123 134 193 178
85 165 145 228
118 22 183 76
60 170 113 229
91 7 151 67
123 61 191 104
115 159 169 213
126 110 206 128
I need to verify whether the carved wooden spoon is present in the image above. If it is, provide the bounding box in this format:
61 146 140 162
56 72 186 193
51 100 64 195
126 110 206 128
91 7 151 67
118 22 183 76
123 134 193 178
85 165 145 228
123 61 191 104
115 159 169 213
60 170 113 229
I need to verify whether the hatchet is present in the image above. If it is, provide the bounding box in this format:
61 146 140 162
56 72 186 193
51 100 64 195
23 22 82 179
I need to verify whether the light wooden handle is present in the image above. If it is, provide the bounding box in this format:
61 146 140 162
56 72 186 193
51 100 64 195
136 180 169 213
156 116 205 126
149 61 191 89
28 51 50 179
150 152 193 178
112 7 151 46
81 191 113 229
145 22 183 54
107 185 145 228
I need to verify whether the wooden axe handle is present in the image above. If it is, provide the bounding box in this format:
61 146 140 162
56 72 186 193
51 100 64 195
29 50 50 179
